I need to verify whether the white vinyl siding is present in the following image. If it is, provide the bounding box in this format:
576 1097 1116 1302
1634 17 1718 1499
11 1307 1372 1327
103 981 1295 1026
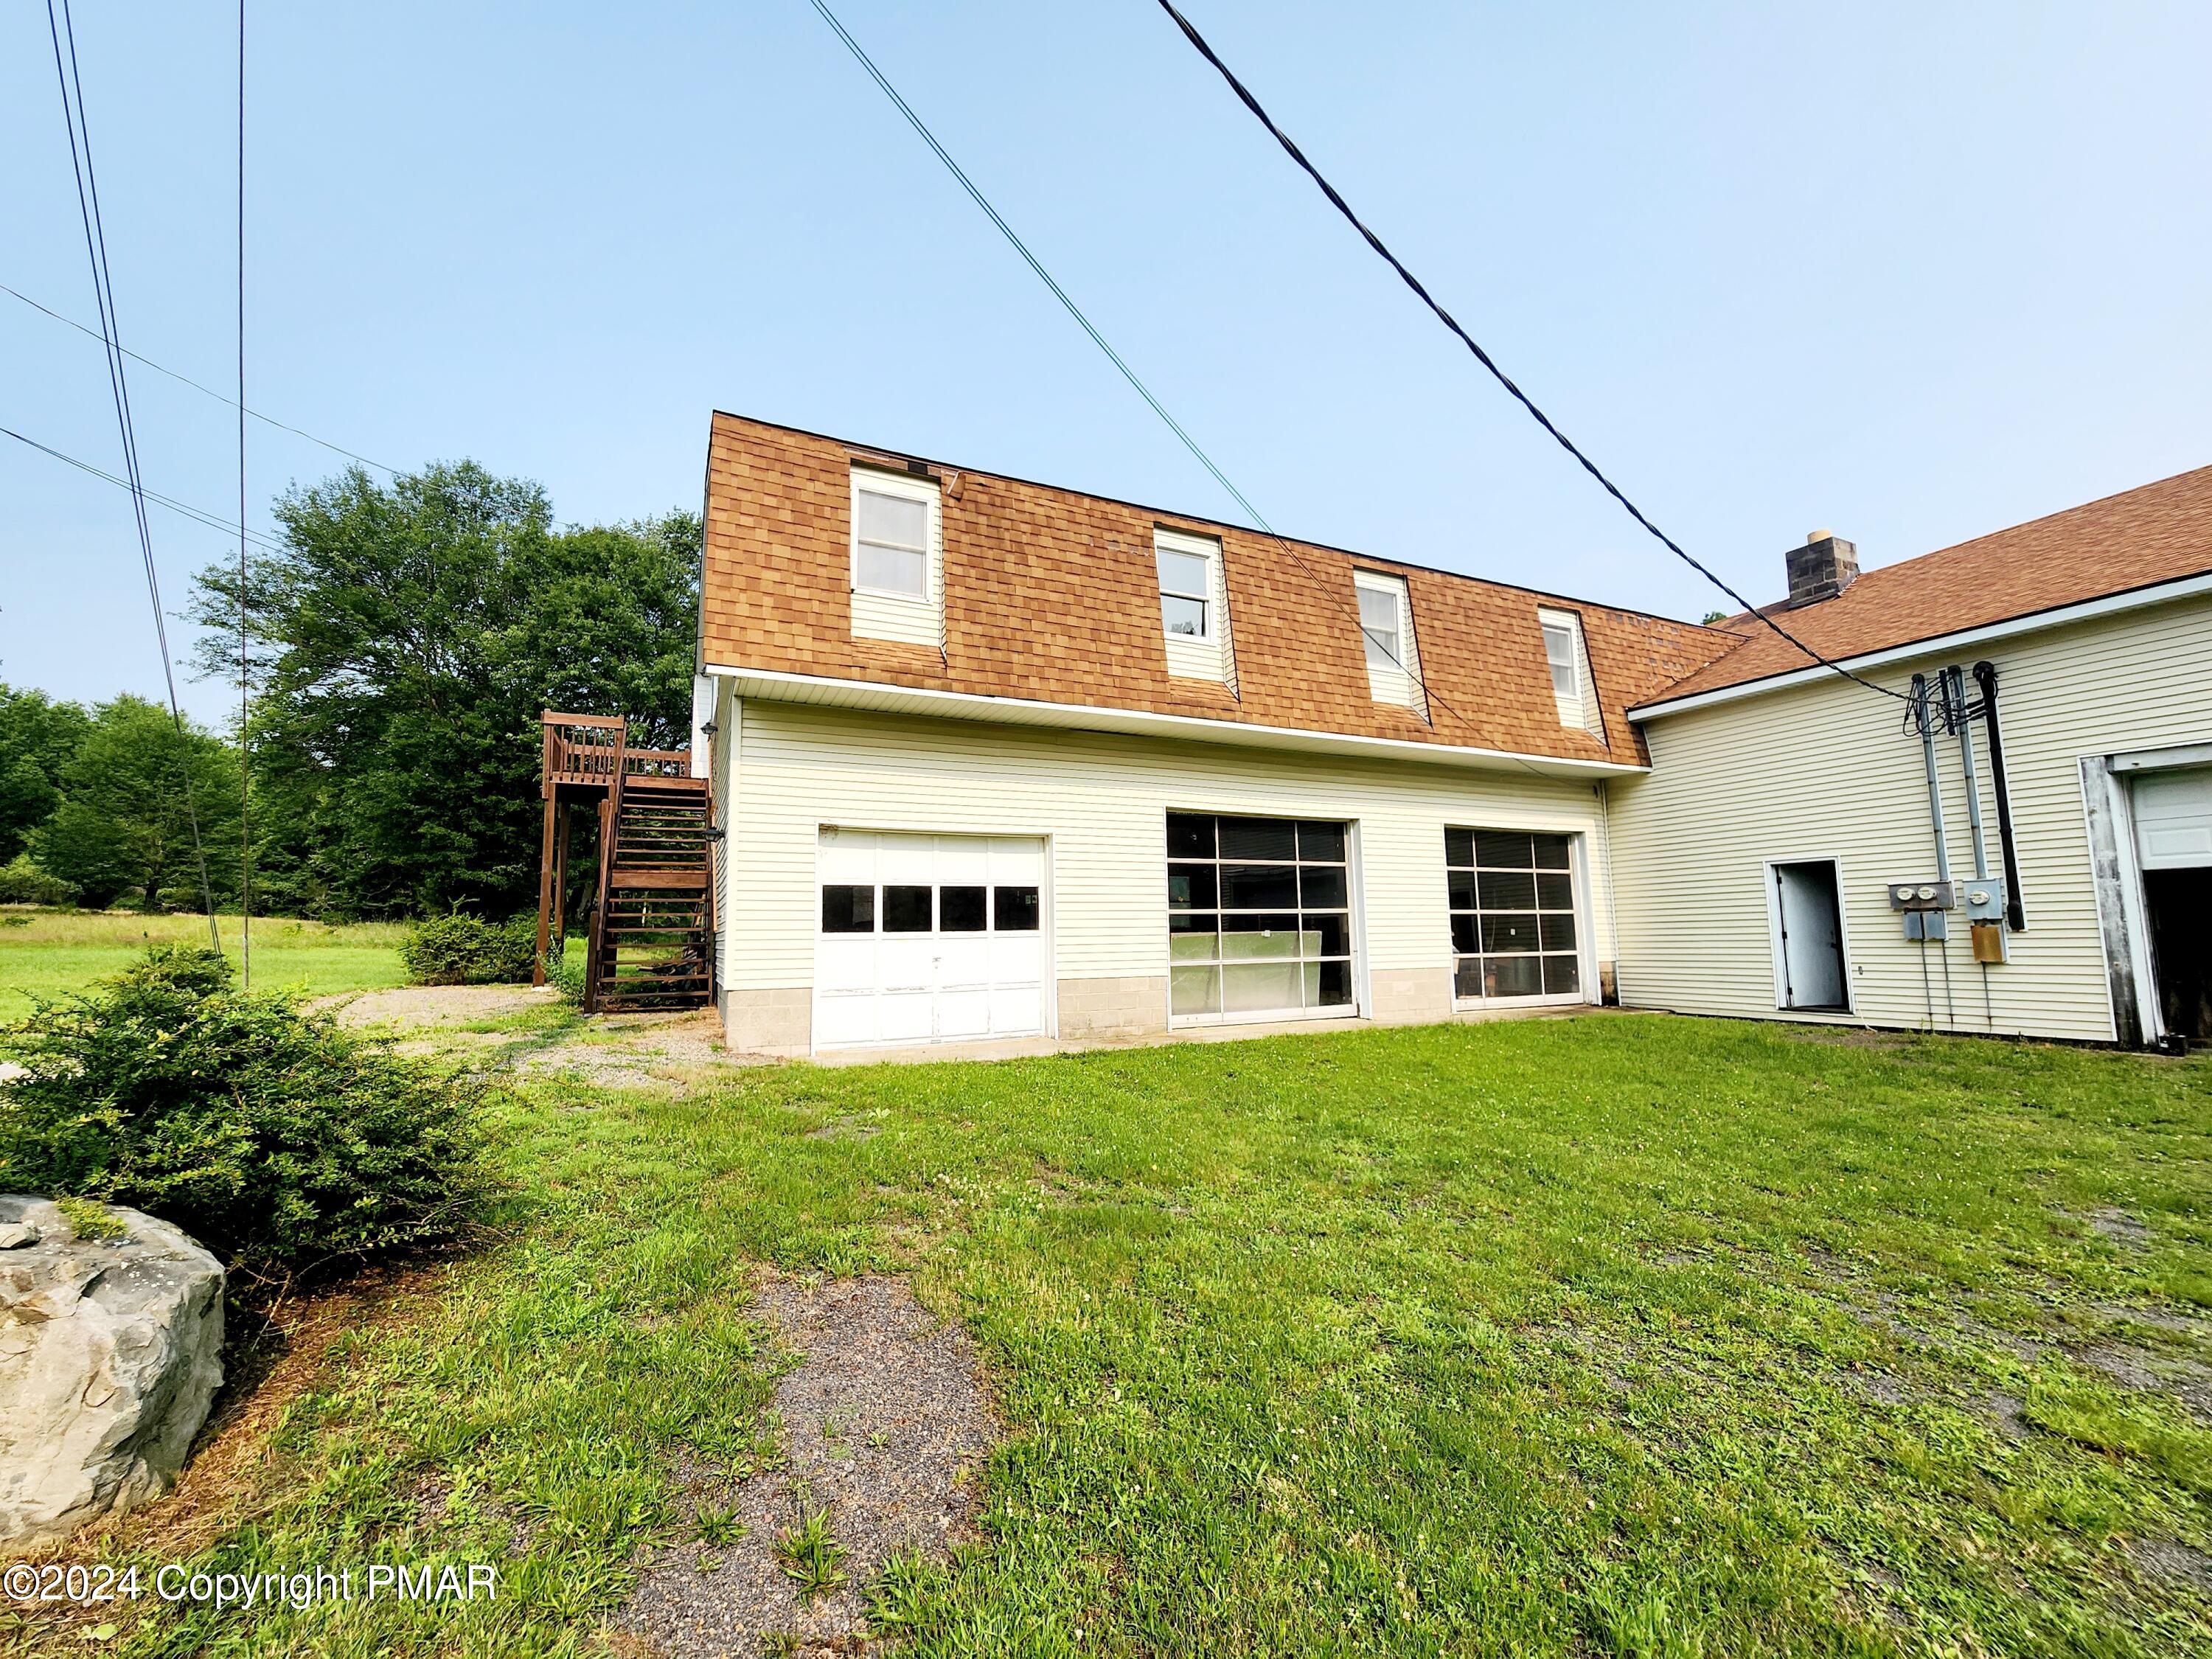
1157 527 1235 689
1355 571 1425 714
716 699 1613 1010
849 468 944 649
1609 594 2212 1040
1539 608 1604 740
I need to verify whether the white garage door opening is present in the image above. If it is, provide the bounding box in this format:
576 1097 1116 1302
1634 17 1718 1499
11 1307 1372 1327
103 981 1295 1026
815 830 1048 1050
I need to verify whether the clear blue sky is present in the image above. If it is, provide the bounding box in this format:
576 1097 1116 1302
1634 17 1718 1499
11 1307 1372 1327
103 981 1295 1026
5 1 2208 727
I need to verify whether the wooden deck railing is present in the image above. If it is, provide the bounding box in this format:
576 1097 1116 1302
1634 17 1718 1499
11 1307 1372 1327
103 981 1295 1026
540 714 699 794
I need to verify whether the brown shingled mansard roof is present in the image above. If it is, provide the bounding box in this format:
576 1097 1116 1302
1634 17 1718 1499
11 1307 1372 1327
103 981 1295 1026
1640 462 2212 708
698 412 1739 769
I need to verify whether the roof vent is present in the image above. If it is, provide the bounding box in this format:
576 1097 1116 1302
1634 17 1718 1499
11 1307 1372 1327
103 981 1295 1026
1784 530 1859 608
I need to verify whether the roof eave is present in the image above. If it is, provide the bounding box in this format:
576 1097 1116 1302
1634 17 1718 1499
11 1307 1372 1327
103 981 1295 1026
1628 568 2212 721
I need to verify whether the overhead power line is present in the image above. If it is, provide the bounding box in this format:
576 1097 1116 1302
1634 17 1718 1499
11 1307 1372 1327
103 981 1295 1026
3 424 285 552
1 281 396 476
46 0 224 941
1150 0 1905 703
237 0 253 987
803 0 1475 735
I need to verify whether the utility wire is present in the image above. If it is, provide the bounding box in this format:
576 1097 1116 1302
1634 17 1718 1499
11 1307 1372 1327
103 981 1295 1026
237 0 252 989
3 425 286 551
46 0 222 944
806 0 1499 742
1 282 396 476
1152 0 1905 704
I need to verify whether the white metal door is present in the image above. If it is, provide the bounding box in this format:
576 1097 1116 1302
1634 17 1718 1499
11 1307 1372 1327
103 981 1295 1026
1773 860 1848 1011
814 830 1047 1049
2132 767 2212 869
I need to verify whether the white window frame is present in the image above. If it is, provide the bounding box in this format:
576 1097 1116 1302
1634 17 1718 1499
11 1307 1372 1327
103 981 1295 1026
849 469 939 605
1537 607 1601 737
1155 529 1217 644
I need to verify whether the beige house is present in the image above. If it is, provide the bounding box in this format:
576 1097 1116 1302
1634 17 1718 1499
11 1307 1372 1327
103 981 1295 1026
691 412 2212 1057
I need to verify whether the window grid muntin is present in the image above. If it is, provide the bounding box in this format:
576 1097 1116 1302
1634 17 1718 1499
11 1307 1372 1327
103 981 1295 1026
1444 827 1580 1001
1167 813 1353 1019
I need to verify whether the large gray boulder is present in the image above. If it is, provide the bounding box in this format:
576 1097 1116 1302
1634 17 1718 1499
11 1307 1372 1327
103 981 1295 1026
0 1195 223 1551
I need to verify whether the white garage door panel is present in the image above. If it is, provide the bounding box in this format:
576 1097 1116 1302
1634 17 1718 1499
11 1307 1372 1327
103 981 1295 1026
2133 768 2212 869
815 830 1050 1050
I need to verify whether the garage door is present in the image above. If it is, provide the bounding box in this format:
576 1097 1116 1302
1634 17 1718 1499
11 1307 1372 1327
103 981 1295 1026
814 830 1047 1049
2132 766 2212 869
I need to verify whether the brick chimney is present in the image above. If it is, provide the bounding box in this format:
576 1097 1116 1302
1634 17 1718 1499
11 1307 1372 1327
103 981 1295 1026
1784 529 1858 608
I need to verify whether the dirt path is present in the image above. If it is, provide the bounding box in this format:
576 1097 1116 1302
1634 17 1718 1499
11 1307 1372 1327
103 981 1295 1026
615 1275 999 1657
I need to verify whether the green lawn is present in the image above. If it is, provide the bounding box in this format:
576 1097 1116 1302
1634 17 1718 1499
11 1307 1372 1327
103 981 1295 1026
18 1015 2212 1657
0 910 408 1021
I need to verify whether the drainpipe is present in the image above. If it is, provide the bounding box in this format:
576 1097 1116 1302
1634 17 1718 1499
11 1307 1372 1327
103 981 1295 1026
1971 661 2026 931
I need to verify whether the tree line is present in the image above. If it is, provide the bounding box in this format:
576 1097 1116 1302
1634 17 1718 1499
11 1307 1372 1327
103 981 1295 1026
3 461 699 919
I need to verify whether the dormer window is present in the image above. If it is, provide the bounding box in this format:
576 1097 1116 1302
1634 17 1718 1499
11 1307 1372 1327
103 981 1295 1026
1354 570 1424 713
1155 528 1234 687
1157 545 1212 639
1537 607 1604 739
855 487 928 598
849 467 943 647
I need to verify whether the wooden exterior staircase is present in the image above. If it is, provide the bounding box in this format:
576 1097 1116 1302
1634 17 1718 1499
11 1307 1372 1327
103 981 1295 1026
535 713 714 1015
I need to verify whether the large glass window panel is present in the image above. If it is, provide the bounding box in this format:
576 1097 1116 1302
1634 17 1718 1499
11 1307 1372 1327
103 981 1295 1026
1168 925 1217 962
1306 913 1350 957
1475 830 1534 869
1299 866 1346 908
1479 869 1537 911
822 885 874 933
1298 821 1346 863
883 886 933 932
1312 959 1353 1007
1223 960 1301 1012
1222 864 1298 909
1171 964 1220 1016
1221 915 1303 959
993 886 1040 931
1481 913 1541 954
1220 817 1298 860
939 886 986 931
1163 813 1352 1021
1168 863 1218 910
1446 825 1583 1004
1166 814 1214 858
1485 955 1544 998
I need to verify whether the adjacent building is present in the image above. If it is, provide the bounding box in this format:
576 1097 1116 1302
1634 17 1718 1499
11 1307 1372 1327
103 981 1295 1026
690 411 2212 1057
